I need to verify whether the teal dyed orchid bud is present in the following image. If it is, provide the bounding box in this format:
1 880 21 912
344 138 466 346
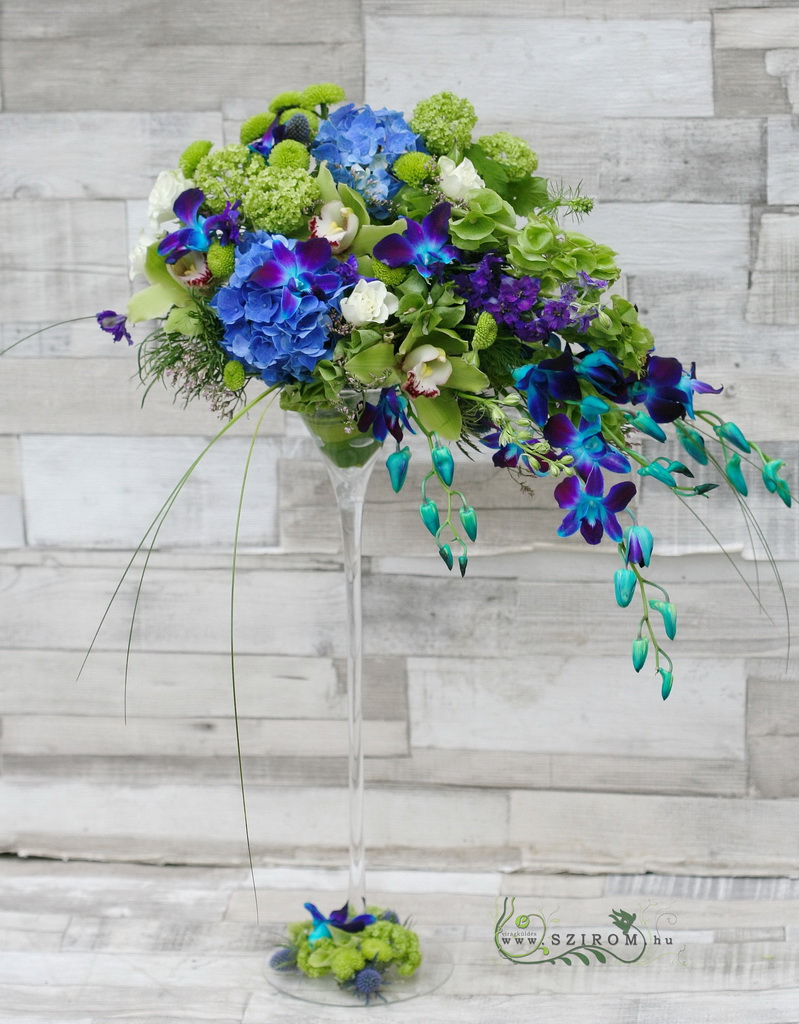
676 423 708 465
631 636 649 672
715 421 751 453
386 447 411 493
624 524 654 568
762 459 792 508
638 462 676 488
626 411 667 443
459 505 478 542
649 599 677 640
614 568 637 608
725 452 748 496
580 396 610 421
439 544 454 571
458 553 468 577
659 668 673 701
419 500 441 536
431 445 454 486
665 460 693 478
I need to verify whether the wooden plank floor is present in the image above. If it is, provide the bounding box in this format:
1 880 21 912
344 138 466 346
0 859 797 1023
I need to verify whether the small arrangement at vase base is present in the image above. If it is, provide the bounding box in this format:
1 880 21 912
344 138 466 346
267 900 453 1006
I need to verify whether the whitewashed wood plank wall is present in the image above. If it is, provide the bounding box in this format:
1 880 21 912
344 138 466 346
0 0 797 873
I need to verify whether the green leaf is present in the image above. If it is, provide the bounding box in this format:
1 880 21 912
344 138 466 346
445 357 489 392
573 952 590 966
414 393 462 440
506 175 550 217
164 301 200 336
591 948 607 964
127 284 182 324
464 144 509 195
350 219 407 257
345 342 399 384
315 160 340 204
336 183 370 227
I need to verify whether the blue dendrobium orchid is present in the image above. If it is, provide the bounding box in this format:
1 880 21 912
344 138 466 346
624 523 654 567
358 387 415 443
372 203 458 278
158 188 241 264
513 350 582 427
543 413 630 478
480 430 554 475
249 236 345 315
304 901 376 946
575 349 627 401
554 466 637 545
629 355 721 423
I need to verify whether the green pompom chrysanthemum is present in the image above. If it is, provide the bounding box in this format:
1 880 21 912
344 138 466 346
268 90 304 113
329 946 366 982
268 139 310 171
473 311 498 349
410 91 477 156
370 258 408 287
300 82 346 108
240 112 274 145
478 132 538 181
207 242 236 280
178 140 213 178
279 107 319 136
193 144 265 214
223 360 246 391
391 151 434 187
242 166 320 234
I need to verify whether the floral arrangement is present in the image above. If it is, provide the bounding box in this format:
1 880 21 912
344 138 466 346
91 82 792 705
269 901 421 1002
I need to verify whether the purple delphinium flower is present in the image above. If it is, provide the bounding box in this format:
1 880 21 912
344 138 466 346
158 189 241 264
629 355 721 423
373 203 458 278
358 388 415 443
304 901 376 945
554 465 637 545
96 310 132 345
543 413 630 478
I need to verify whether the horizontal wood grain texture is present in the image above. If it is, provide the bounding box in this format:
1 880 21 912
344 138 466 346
748 213 799 324
364 17 713 118
713 49 792 116
714 7 799 48
767 115 799 204
765 50 799 114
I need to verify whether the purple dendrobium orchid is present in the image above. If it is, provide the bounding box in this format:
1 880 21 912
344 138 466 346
372 203 458 278
96 310 133 345
513 350 582 426
248 114 281 158
629 355 721 423
544 413 630 478
481 430 555 475
554 465 637 545
158 188 241 264
358 387 415 443
575 350 627 401
248 236 345 316
304 901 377 945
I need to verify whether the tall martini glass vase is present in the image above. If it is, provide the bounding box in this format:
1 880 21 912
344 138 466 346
266 391 453 1006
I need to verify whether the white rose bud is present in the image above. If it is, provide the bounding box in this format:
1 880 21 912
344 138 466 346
147 168 193 233
437 156 484 202
340 279 399 328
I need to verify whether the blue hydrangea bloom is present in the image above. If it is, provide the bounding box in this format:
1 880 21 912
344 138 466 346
210 232 354 385
311 103 424 218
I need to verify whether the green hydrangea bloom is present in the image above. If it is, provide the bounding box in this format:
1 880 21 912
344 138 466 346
240 112 274 145
193 144 266 214
478 132 538 181
392 151 435 187
410 91 477 156
295 936 335 978
222 359 246 390
242 166 321 234
279 107 319 136
370 258 408 287
360 937 393 962
472 311 498 349
268 90 304 113
300 82 346 108
329 946 366 981
207 242 236 280
268 139 310 171
179 140 213 178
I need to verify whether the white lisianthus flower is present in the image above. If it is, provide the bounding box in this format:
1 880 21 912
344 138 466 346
309 200 360 252
147 168 193 233
340 279 399 327
401 343 453 399
437 156 484 201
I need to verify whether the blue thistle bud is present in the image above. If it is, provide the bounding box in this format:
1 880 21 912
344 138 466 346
439 544 454 570
649 599 677 640
459 505 478 542
676 424 708 465
631 636 649 672
354 967 383 996
624 524 654 568
714 421 751 453
626 411 667 443
659 668 673 701
725 452 748 496
419 500 440 536
458 553 468 576
638 462 677 488
614 568 637 608
269 947 297 972
431 445 454 486
386 447 411 493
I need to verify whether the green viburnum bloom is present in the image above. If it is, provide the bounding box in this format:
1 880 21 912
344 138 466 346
448 188 516 251
329 946 366 981
478 131 538 180
300 82 346 107
268 139 310 171
193 144 266 214
360 937 393 963
392 151 435 187
239 112 274 145
178 140 213 178
242 166 321 234
268 90 305 113
410 91 477 156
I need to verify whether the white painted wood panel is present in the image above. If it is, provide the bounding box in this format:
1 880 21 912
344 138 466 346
714 7 799 48
767 115 799 205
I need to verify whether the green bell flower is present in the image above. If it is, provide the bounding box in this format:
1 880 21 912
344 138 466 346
459 505 478 542
725 452 748 496
439 544 454 571
419 500 441 536
386 447 411 493
649 599 677 640
614 568 637 608
631 636 649 672
715 421 751 453
659 668 673 701
431 445 454 486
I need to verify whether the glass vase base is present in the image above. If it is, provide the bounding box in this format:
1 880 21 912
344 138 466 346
265 942 453 1007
